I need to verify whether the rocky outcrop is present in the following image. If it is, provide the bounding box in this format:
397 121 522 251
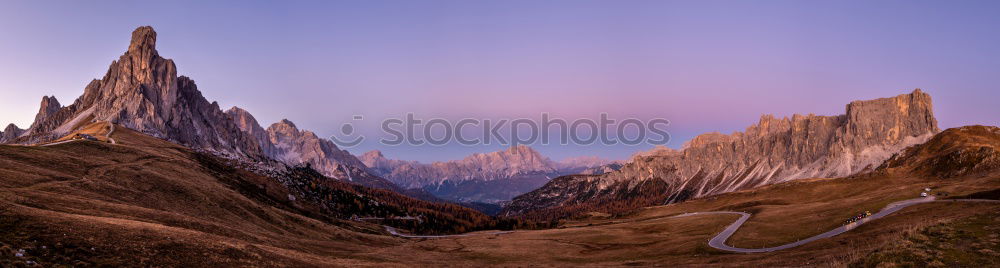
225 106 275 156
0 124 25 143
266 119 366 178
273 120 400 190
29 96 62 130
11 26 263 158
221 107 399 189
504 90 940 216
7 26 397 190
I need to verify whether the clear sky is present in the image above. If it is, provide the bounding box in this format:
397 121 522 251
1 1 998 161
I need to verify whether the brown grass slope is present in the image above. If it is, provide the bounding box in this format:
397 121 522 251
361 126 1000 266
880 125 1000 178
2 125 998 267
51 121 114 143
0 125 414 267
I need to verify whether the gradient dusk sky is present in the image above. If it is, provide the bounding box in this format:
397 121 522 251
1 1 998 161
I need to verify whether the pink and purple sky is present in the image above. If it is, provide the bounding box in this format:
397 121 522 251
1 1 998 161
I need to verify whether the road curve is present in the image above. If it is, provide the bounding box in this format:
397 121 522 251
382 197 998 243
40 139 80 147
671 196 1000 253
107 123 117 144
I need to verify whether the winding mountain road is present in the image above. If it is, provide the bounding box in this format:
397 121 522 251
384 196 998 253
39 139 81 147
107 123 117 144
670 196 1000 253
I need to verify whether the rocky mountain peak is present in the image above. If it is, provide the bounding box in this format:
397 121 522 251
362 150 385 159
30 96 62 129
225 107 261 132
506 144 534 154
39 95 61 109
267 119 303 140
465 145 553 172
225 106 275 156
226 107 260 131
276 119 297 129
8 26 261 157
0 124 25 143
127 26 157 57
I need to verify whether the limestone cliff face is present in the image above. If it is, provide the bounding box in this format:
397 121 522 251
504 90 939 215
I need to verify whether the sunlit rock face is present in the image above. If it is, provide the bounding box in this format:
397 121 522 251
10 26 263 158
504 90 939 215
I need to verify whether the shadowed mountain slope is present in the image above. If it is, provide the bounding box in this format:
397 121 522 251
0 125 525 266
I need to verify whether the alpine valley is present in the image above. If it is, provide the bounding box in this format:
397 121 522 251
360 145 614 204
1 26 998 267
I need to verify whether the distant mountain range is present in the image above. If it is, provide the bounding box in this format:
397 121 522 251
504 90 939 216
360 145 615 203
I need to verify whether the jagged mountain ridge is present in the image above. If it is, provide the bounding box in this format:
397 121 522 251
225 107 391 189
361 145 559 188
503 90 940 216
1 26 392 189
360 145 613 203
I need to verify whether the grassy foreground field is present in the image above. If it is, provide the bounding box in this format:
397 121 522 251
1 125 998 266
0 126 403 267
360 173 999 266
